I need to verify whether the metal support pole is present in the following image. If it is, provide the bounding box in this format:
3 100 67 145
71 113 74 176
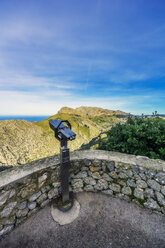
60 145 70 205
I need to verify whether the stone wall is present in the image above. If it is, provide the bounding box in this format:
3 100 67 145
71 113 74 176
0 150 165 238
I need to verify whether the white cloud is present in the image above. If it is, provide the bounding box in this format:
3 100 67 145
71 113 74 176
0 90 126 115
0 65 83 91
1 89 163 115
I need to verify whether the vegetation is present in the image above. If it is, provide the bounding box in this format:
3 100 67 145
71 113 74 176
98 117 165 160
0 107 126 166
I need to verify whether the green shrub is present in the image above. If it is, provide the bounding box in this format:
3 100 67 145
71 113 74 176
98 117 165 160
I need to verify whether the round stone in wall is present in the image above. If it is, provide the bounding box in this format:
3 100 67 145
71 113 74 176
144 198 160 211
122 186 132 195
107 162 115 172
147 180 161 191
136 180 147 189
134 188 144 200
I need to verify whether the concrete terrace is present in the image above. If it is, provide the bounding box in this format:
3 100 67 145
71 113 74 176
0 192 165 248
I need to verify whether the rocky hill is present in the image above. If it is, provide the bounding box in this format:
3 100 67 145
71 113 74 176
58 106 128 117
0 120 54 166
0 107 127 166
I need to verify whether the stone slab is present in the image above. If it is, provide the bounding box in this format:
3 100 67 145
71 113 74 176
51 199 80 225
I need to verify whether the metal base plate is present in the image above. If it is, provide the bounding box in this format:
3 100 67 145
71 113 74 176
53 192 74 212
57 198 73 212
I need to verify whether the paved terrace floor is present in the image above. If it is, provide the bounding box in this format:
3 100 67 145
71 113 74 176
0 192 165 248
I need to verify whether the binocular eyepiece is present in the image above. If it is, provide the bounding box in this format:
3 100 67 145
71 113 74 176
49 119 76 142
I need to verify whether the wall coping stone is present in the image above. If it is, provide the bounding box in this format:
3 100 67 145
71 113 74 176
0 150 165 189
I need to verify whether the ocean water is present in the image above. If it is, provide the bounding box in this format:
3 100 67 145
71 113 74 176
0 116 49 122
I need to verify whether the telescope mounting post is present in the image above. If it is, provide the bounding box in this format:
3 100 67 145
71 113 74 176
60 134 70 205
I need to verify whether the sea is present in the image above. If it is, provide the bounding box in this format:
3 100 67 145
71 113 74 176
0 114 164 123
0 116 50 122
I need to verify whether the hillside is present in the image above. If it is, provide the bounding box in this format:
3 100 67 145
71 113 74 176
58 106 128 117
0 107 127 166
0 120 55 166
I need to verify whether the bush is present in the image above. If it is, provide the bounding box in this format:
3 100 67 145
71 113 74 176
98 117 165 160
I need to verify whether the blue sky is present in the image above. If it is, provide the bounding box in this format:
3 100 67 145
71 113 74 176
0 0 165 115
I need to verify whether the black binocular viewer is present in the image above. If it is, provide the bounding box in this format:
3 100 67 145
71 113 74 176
49 119 76 211
49 119 76 144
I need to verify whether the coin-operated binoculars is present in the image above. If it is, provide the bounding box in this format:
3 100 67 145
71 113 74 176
49 119 76 212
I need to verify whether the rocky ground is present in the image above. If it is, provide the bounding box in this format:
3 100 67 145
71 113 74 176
0 192 165 248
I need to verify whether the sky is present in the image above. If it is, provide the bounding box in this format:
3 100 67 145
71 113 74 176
0 0 165 115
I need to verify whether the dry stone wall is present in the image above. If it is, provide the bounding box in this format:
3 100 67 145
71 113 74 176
0 150 165 238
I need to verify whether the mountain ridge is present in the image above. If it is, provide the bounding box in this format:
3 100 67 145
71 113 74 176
58 106 128 117
0 106 127 166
